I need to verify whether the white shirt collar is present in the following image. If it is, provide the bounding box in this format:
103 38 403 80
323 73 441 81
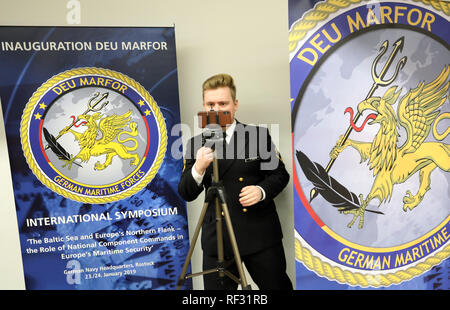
224 119 236 144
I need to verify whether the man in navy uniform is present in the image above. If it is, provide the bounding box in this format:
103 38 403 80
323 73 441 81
178 73 292 290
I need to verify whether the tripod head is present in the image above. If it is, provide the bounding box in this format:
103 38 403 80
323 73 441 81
198 111 231 149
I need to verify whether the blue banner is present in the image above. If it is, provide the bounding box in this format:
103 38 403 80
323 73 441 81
289 0 449 290
0 26 192 290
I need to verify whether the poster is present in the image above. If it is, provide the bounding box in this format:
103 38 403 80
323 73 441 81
289 0 449 289
0 26 192 290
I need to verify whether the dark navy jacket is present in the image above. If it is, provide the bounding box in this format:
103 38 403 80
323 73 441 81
178 121 289 256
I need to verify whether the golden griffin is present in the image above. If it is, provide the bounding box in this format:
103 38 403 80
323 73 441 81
59 110 140 170
330 66 450 228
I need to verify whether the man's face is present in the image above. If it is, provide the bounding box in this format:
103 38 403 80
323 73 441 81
203 87 238 123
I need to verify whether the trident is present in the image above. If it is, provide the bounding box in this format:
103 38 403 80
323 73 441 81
45 92 110 149
310 37 407 202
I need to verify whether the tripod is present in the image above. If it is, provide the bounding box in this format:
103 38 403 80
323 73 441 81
177 150 252 290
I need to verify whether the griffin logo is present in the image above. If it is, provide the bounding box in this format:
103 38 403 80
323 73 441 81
21 67 167 204
55 109 140 171
329 67 449 228
298 65 449 229
289 0 449 287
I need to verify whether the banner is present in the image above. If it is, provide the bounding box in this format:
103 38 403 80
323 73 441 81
0 26 192 290
289 0 449 289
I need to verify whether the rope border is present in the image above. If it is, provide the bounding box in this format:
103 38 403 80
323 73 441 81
290 0 450 287
20 67 167 204
289 0 450 53
295 239 450 287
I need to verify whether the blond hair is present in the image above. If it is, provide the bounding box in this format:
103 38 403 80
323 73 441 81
202 73 236 102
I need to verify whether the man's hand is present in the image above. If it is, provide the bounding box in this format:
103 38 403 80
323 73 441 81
194 146 214 175
239 186 262 207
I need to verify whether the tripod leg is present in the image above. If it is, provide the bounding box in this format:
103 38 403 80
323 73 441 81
177 201 209 290
220 202 252 290
215 198 225 279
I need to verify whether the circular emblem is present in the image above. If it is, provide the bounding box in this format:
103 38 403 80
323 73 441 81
290 1 449 287
21 67 167 204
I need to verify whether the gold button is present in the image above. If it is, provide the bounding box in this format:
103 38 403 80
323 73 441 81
238 177 244 182
243 208 247 213
221 211 224 216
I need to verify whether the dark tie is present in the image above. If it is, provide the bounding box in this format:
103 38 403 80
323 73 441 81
219 131 227 160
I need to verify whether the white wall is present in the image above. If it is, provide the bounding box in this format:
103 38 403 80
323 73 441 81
0 0 294 290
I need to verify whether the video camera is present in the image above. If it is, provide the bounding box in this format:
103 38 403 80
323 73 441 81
198 111 231 149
